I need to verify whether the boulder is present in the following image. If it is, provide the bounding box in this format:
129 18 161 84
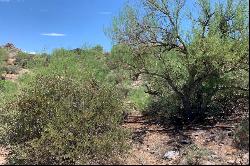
163 150 180 160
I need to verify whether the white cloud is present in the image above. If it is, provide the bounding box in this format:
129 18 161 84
29 51 36 55
41 33 66 37
98 11 112 15
24 51 36 55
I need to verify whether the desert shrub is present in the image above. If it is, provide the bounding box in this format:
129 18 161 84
15 51 48 69
234 118 249 150
182 144 210 165
47 48 110 82
92 45 104 53
15 52 34 68
128 87 150 111
25 54 50 69
6 74 129 165
3 65 20 74
142 94 195 130
0 48 8 76
0 80 18 144
0 80 18 101
0 48 7 61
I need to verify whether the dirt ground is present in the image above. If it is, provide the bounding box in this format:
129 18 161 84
0 46 248 165
0 113 248 165
120 111 249 165
0 147 8 165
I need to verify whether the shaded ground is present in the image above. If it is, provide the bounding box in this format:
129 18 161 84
121 110 249 165
0 45 248 165
1 111 248 165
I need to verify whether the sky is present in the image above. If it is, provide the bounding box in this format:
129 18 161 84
0 0 126 53
0 0 227 54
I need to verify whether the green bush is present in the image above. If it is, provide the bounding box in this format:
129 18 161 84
128 87 150 111
6 75 129 165
3 65 20 74
182 144 210 165
14 52 49 69
15 52 33 68
234 118 249 150
26 54 50 69
0 80 18 144
0 48 8 76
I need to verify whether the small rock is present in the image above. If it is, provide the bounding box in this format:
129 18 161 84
219 143 224 146
201 161 215 165
227 159 235 164
207 155 220 160
180 139 191 144
243 153 249 158
243 153 249 162
6 58 16 65
163 150 179 160
211 155 220 160
178 158 188 165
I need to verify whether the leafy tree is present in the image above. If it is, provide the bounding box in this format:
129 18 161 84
107 0 249 121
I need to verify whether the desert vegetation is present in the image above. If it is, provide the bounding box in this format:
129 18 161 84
0 0 249 165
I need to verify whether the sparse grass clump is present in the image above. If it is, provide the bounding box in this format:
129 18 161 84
182 144 210 165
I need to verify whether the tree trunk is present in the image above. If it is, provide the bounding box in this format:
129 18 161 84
181 95 192 121
196 88 204 115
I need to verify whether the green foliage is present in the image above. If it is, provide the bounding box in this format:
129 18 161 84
108 44 134 71
15 52 50 69
92 45 104 53
108 0 249 122
183 144 210 165
234 118 249 150
44 48 110 82
0 80 18 143
15 52 32 68
0 45 131 164
144 94 182 122
6 74 129 165
3 65 20 74
128 87 150 111
0 48 7 61
0 80 18 101
27 54 50 69
0 48 8 77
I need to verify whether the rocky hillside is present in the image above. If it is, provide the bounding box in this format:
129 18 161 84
0 43 29 81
